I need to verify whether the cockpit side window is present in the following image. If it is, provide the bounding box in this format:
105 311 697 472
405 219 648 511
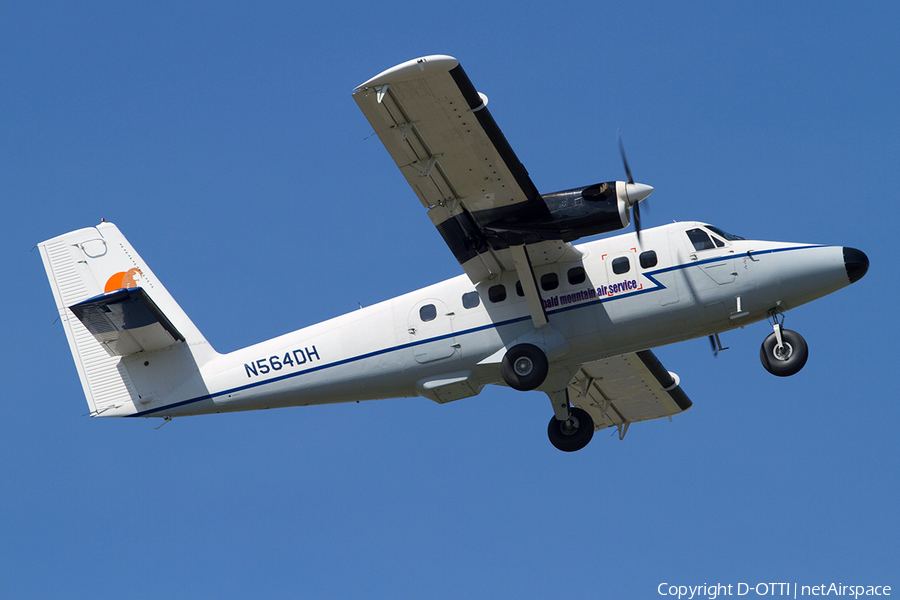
686 228 715 251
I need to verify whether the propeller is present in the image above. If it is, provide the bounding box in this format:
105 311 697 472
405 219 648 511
617 132 652 244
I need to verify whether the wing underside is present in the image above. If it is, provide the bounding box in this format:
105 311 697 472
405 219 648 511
353 55 579 286
569 351 692 431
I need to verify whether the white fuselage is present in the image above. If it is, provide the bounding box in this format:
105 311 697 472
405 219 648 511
131 221 850 418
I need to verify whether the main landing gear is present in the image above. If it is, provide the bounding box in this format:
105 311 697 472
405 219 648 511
501 344 549 391
502 346 595 451
546 391 595 452
547 406 594 452
760 311 808 377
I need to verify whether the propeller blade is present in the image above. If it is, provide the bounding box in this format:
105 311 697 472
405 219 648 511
633 199 643 243
617 132 651 245
617 131 634 184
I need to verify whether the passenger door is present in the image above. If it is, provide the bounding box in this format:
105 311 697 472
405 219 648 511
408 299 457 364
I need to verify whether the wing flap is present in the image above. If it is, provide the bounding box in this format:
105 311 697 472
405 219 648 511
569 350 692 431
69 287 185 357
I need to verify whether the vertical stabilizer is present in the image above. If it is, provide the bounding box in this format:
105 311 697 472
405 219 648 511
39 222 217 416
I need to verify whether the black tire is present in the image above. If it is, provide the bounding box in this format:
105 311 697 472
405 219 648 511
760 329 808 377
501 344 549 391
547 407 594 452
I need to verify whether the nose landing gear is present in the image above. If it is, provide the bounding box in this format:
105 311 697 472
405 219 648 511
760 311 808 377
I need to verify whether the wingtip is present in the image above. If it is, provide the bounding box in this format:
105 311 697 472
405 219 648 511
354 55 459 91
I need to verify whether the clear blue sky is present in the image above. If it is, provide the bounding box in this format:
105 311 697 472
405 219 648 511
3 2 897 598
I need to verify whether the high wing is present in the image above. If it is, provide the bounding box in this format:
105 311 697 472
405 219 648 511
568 351 692 436
353 55 582 312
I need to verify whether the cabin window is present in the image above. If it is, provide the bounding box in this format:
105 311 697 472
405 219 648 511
712 236 725 248
462 291 480 309
567 266 586 285
639 250 658 269
488 284 507 303
687 228 715 251
612 257 630 274
419 304 437 322
540 272 559 291
515 281 524 297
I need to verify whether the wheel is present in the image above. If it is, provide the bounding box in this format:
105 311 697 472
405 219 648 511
501 344 549 391
760 329 808 377
547 407 594 452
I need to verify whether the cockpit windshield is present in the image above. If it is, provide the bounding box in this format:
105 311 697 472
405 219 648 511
705 225 745 241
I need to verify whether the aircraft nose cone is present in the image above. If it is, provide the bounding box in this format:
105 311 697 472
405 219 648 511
625 182 654 205
843 247 869 283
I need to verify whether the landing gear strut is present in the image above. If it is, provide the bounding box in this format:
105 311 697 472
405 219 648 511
760 311 808 377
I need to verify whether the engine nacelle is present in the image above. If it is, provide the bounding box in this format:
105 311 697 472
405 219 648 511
484 180 651 244
434 179 654 264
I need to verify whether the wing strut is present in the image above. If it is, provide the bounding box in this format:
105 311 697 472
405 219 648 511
509 244 548 328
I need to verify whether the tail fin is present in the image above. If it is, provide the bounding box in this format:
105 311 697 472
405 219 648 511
39 222 218 417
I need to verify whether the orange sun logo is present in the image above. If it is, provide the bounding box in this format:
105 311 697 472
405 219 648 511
105 268 144 292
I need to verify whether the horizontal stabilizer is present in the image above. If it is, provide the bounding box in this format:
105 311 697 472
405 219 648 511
69 287 185 357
